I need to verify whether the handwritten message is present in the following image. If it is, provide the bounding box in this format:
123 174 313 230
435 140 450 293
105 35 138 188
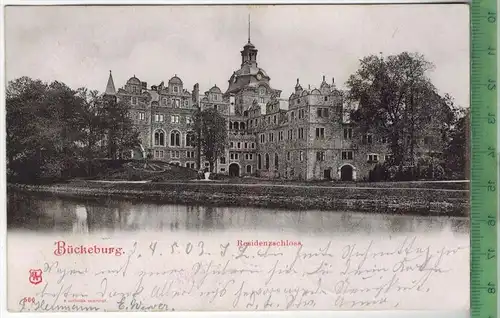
8 233 469 312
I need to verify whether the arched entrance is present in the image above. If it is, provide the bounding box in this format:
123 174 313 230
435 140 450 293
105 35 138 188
340 165 354 181
229 163 240 177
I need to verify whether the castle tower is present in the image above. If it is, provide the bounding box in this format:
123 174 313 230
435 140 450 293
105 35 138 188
104 70 117 102
240 14 258 67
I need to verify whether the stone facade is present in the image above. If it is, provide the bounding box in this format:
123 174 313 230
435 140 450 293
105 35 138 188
103 36 444 181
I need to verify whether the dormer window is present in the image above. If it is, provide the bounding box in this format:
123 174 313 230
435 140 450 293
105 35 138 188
214 94 218 101
173 86 179 93
259 87 266 95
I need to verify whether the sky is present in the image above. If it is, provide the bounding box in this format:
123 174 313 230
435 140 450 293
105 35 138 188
5 4 469 107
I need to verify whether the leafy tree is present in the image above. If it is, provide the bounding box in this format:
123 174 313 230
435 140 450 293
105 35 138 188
346 52 457 169
444 108 469 179
101 96 140 160
191 108 227 172
6 77 82 181
74 88 108 174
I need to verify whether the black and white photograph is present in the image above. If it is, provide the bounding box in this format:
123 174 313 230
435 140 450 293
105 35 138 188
5 4 470 312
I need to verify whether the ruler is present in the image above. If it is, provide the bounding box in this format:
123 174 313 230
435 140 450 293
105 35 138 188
470 0 498 317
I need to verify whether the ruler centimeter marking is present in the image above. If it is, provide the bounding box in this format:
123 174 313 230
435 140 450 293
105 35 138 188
470 0 498 317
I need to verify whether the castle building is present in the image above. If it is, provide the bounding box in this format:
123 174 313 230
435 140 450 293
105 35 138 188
103 25 445 181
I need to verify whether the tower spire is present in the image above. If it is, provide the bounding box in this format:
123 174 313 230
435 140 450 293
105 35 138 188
248 13 251 43
105 70 116 96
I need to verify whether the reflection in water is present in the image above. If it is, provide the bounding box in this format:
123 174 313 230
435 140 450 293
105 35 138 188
7 191 469 235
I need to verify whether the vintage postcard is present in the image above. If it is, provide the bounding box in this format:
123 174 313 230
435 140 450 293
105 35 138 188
5 4 470 312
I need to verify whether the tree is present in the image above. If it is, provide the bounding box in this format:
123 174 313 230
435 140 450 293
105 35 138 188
444 108 469 179
346 52 456 169
191 108 227 172
102 97 140 160
6 77 82 182
74 88 107 175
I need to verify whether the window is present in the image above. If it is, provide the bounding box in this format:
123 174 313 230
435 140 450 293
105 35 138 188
258 154 262 169
287 152 291 161
157 114 164 122
274 154 279 169
186 162 195 169
342 151 354 160
186 116 192 125
367 154 379 163
186 151 195 158
259 97 265 104
273 115 277 124
246 165 252 174
315 128 325 139
299 151 304 162
131 97 137 105
186 132 195 147
139 112 145 120
230 142 234 148
379 136 388 144
220 157 226 164
132 86 138 94
220 168 226 172
251 143 255 149
279 131 284 141
170 130 181 147
384 154 393 162
317 108 329 118
259 87 266 95
174 99 180 108
162 98 167 106
343 128 353 139
245 153 250 160
230 152 239 160
154 130 165 146
173 86 179 93
288 129 293 140
237 142 241 149
260 134 265 143
316 151 325 161
170 150 180 159
299 128 304 139
324 96 328 102
154 150 164 158
299 109 305 119
214 105 218 110
171 115 180 123
362 134 373 144
268 133 274 142
265 154 270 170
213 94 218 101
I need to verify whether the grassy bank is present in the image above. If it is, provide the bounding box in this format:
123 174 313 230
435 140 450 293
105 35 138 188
8 180 469 217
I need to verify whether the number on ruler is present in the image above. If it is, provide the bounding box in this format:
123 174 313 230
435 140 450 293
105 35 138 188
487 180 496 192
487 248 496 260
487 113 496 124
488 282 496 294
487 215 496 226
488 146 496 157
488 79 496 90
487 12 496 23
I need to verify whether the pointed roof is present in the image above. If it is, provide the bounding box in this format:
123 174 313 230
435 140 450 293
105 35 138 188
105 70 116 95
